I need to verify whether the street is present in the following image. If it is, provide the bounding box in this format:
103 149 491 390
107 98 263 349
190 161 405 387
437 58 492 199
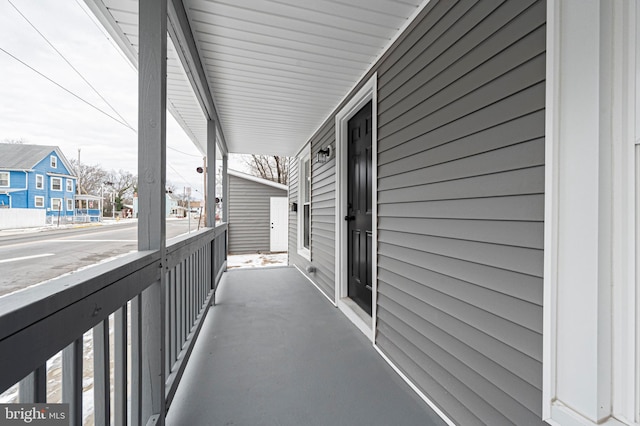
0 218 200 297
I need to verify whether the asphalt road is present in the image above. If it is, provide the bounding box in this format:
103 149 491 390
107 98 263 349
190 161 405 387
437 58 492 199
0 219 199 297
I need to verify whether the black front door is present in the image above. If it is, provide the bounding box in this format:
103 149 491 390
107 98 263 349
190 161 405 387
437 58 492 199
346 101 373 316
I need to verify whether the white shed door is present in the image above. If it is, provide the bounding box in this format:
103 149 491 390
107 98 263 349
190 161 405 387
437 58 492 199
270 197 288 252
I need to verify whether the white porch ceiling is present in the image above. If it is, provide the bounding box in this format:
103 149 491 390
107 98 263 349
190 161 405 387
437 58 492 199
87 0 425 156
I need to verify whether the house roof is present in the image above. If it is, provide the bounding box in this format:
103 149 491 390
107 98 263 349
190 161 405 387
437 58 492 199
85 0 426 156
228 169 288 191
0 143 75 174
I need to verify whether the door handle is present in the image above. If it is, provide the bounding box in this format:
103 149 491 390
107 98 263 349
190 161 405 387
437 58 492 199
344 215 355 221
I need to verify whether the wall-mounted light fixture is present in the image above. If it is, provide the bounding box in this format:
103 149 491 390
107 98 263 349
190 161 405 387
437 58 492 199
316 145 332 164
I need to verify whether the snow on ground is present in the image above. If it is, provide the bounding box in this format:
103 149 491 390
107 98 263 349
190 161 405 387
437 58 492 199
227 252 288 269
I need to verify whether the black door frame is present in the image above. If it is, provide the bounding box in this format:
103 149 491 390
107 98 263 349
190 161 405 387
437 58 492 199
335 74 378 341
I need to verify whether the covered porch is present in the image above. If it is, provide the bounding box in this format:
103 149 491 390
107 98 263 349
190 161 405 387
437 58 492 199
2 0 640 425
0 1 444 424
165 267 444 426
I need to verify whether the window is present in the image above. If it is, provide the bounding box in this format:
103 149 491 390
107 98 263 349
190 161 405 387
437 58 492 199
36 174 43 189
298 153 311 258
51 177 62 191
51 198 62 211
50 156 57 168
66 179 73 192
0 172 8 187
34 196 44 208
66 198 74 211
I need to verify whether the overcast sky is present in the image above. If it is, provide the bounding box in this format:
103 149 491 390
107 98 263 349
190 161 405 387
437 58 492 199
0 0 236 199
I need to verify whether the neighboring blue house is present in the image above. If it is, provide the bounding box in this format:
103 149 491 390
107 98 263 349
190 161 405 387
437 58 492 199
0 143 77 219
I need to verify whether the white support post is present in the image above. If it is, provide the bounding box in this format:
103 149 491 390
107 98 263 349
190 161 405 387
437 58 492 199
544 1 639 425
545 1 611 422
206 119 216 228
137 0 167 424
222 154 228 223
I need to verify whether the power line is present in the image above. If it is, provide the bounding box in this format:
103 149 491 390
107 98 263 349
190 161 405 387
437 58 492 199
168 163 198 189
8 0 136 131
72 0 136 72
5 3 203 178
168 146 202 158
0 46 134 131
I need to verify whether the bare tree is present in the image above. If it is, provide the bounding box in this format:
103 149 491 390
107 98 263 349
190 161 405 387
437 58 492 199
105 169 137 211
2 138 26 144
69 159 107 196
166 181 178 194
245 155 289 184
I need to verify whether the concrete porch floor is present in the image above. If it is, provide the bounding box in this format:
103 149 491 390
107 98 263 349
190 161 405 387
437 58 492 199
166 267 446 426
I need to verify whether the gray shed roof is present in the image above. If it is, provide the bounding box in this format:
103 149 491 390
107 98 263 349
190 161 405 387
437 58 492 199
228 169 288 191
0 143 74 173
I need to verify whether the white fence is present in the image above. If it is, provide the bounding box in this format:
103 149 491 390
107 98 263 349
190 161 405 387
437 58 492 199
0 209 46 230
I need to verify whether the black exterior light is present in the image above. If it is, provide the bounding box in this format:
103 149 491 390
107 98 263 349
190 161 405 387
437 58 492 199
316 146 332 164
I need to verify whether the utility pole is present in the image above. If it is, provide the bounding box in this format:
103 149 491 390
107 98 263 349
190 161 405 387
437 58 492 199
100 184 103 222
77 148 81 195
196 159 207 226
185 186 191 233
202 157 206 224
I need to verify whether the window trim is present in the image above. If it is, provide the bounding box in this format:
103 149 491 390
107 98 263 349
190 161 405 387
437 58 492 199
66 179 73 192
66 198 74 212
35 174 44 189
51 177 62 191
34 196 44 208
50 155 57 168
0 172 9 187
297 151 311 260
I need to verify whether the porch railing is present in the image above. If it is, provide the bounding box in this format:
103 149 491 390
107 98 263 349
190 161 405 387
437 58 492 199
0 223 227 425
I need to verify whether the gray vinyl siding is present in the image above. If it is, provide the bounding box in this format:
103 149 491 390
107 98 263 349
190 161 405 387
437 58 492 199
291 0 545 424
375 0 546 425
228 174 287 254
288 146 335 301
309 121 336 299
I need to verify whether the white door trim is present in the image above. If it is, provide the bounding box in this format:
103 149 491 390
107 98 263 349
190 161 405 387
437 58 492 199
334 73 377 342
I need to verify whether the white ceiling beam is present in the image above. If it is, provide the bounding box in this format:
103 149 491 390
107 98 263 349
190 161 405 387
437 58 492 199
167 0 228 155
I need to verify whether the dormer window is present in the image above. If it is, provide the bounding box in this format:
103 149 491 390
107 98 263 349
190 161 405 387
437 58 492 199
50 156 57 168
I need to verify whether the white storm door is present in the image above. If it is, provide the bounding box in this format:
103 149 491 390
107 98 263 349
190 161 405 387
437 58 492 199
270 197 288 252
